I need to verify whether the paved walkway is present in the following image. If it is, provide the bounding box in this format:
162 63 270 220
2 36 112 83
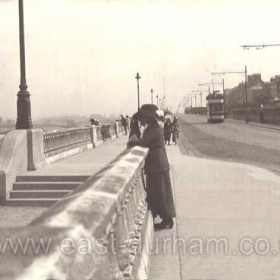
0 136 127 227
149 138 280 280
22 136 127 177
226 117 280 132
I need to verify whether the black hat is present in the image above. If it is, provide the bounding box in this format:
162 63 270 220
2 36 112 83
136 104 159 120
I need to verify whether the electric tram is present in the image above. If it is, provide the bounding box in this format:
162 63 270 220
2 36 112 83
206 91 225 123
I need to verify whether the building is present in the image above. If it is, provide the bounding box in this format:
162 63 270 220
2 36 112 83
269 75 280 99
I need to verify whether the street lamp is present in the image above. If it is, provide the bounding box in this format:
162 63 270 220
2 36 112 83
135 72 141 111
16 0 32 129
211 66 248 123
150 89 154 104
156 94 159 107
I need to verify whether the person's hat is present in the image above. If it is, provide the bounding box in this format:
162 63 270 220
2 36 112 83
136 104 159 120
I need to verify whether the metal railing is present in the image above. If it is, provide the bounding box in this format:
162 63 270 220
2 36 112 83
43 127 92 158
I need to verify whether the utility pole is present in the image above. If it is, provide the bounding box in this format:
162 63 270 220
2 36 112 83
245 66 248 123
211 68 248 123
192 90 208 108
199 82 223 92
222 78 225 113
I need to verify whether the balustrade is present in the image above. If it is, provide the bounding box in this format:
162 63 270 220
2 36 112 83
0 146 151 280
43 127 92 158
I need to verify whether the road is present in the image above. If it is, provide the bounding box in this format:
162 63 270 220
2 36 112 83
149 114 280 280
178 114 280 176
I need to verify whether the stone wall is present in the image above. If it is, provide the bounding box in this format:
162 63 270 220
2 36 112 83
230 107 280 125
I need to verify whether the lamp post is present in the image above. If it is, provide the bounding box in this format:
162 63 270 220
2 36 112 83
150 89 154 104
135 72 141 111
192 90 208 108
156 94 159 107
16 0 32 129
211 67 248 123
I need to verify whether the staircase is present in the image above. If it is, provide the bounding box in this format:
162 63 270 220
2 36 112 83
6 175 90 207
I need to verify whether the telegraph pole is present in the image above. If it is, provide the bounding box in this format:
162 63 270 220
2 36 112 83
245 66 248 123
211 68 248 123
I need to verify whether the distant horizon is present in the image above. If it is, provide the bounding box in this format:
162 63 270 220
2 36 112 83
1 0 280 119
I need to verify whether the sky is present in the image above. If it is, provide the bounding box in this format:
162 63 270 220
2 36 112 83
1 0 280 119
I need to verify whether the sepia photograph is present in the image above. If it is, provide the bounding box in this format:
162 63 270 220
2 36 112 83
1 0 280 279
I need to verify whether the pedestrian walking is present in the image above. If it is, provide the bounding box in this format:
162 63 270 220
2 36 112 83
127 104 176 229
171 117 180 145
121 115 128 135
163 118 172 145
126 115 130 132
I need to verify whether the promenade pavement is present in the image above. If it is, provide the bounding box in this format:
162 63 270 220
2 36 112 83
149 137 280 280
0 135 128 227
226 117 280 132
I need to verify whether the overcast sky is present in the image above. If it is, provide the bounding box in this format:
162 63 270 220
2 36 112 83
1 0 280 119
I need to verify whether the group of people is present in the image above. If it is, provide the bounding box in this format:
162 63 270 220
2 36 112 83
127 104 176 230
163 117 180 145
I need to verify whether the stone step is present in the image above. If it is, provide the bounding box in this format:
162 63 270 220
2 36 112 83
10 190 70 199
13 182 80 190
5 198 58 207
16 175 90 183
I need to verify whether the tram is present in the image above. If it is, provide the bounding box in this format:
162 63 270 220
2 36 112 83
206 91 225 123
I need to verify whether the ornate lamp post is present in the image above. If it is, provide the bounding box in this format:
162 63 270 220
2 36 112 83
135 72 141 111
16 0 32 129
150 89 153 104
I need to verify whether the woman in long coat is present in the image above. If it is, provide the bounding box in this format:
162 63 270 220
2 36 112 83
163 119 172 145
172 117 180 145
127 104 176 229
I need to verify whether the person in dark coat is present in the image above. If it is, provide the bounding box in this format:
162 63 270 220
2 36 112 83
127 104 176 229
129 113 141 139
121 115 128 135
163 118 172 145
171 117 180 145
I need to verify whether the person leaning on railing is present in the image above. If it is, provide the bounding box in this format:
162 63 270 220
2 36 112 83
127 104 176 229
